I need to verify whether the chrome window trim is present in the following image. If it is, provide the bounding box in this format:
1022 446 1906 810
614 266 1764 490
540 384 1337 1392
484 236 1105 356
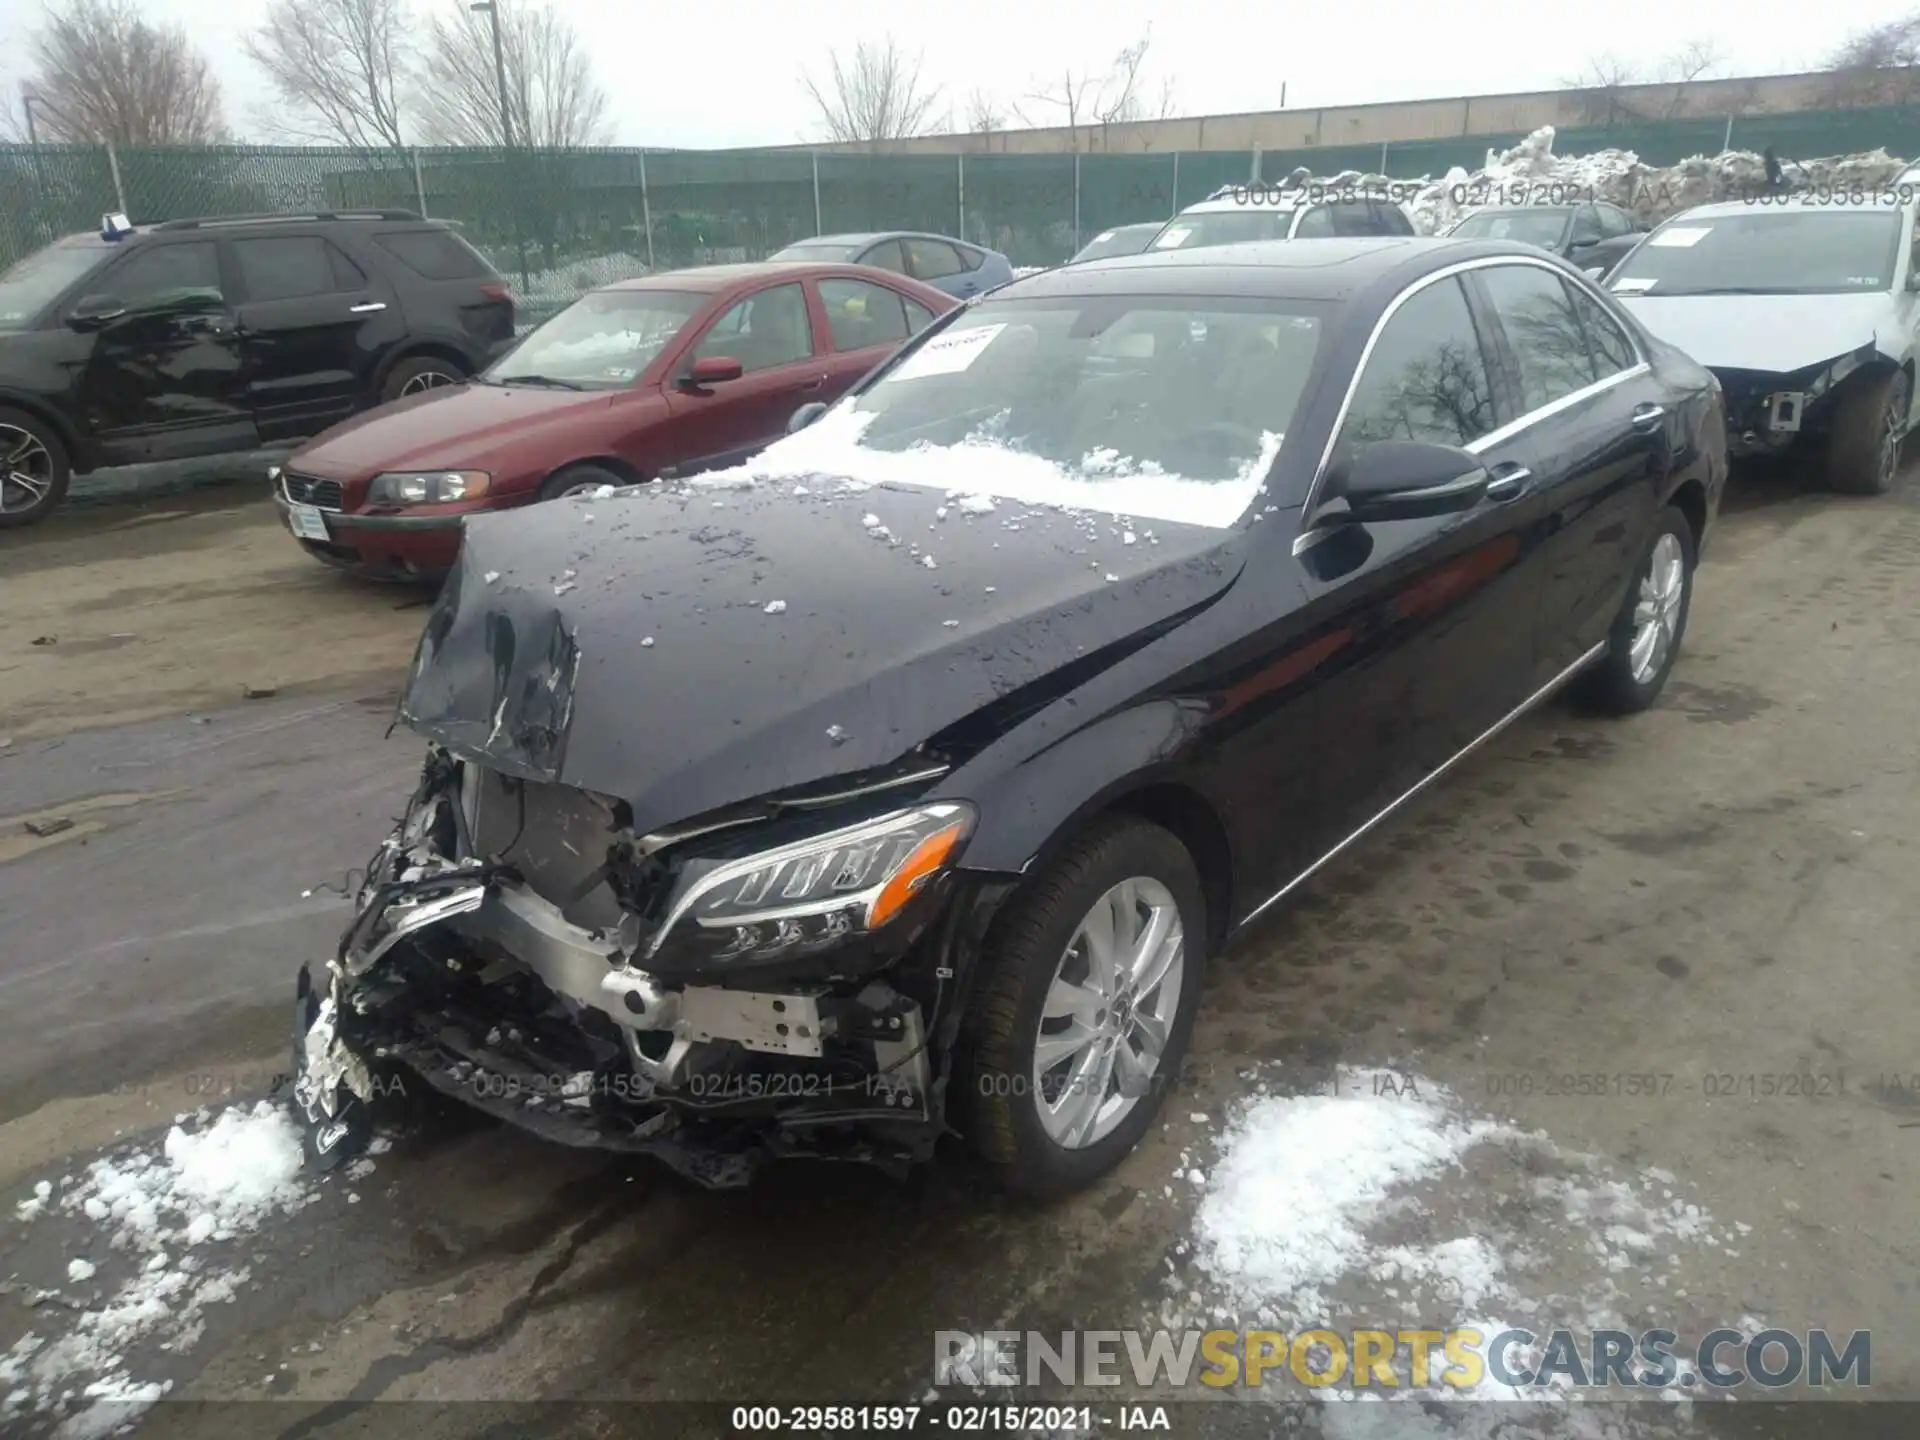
1297 254 1651 533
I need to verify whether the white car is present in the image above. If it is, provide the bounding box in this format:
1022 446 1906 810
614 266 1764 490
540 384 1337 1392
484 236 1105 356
1609 195 1920 494
1145 185 1416 253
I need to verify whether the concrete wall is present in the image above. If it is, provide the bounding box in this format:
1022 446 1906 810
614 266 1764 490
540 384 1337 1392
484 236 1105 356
787 69 1864 156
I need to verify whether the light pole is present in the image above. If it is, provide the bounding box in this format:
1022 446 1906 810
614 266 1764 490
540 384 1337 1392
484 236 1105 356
469 1 514 148
468 1 528 289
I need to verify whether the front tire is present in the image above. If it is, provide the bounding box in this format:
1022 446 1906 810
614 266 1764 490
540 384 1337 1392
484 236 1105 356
0 407 72 529
1826 367 1908 496
538 462 632 502
959 818 1207 1197
1573 504 1695 715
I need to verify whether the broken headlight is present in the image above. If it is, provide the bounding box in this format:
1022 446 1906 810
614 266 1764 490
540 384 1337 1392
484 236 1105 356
649 803 975 964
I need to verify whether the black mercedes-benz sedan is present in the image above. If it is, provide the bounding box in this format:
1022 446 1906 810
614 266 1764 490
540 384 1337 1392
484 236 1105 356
292 237 1728 1195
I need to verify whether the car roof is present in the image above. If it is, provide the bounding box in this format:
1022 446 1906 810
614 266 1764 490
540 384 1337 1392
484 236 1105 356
599 260 934 294
1176 194 1307 216
1457 205 1578 218
1665 197 1907 222
993 236 1542 302
786 232 971 248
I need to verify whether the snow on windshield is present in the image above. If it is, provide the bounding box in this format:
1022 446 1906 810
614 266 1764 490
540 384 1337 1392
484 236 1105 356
705 300 1316 527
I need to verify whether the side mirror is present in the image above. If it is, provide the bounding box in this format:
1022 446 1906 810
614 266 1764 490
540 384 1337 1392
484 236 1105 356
67 294 127 331
1326 440 1489 523
683 354 743 387
787 400 828 433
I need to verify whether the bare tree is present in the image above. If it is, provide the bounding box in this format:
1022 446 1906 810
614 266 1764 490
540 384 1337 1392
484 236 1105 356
1015 29 1176 150
802 38 943 148
1820 14 1920 104
964 88 1006 135
416 0 612 148
244 0 411 150
1562 42 1721 125
24 0 226 144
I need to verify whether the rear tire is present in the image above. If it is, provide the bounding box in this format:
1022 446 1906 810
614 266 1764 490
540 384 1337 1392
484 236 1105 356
958 818 1207 1197
538 462 633 502
379 355 467 405
1826 367 1908 496
1572 504 1695 715
0 407 71 529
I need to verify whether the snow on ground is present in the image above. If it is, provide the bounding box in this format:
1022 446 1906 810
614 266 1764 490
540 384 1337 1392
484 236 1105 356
1 1101 368 1438
1179 1067 1744 1434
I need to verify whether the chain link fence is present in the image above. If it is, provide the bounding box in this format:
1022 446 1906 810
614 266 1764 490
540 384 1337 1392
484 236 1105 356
7 103 1920 321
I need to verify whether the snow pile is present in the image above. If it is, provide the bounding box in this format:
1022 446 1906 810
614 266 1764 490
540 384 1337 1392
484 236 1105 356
2 1102 317 1437
698 403 1281 529
1256 124 1911 237
1183 1067 1744 1422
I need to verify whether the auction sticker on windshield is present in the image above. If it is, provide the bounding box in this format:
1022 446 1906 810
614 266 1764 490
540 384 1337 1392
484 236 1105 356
1649 227 1712 247
889 323 1006 381
1154 226 1193 248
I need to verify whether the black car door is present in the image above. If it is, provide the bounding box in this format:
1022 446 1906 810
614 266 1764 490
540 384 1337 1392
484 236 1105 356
1292 272 1548 852
1466 260 1670 681
69 238 254 464
230 233 404 441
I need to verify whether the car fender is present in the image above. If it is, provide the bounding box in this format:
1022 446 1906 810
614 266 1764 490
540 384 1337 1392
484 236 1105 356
0 387 86 468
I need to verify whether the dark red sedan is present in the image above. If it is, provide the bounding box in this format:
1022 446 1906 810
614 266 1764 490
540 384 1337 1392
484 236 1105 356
272 261 956 577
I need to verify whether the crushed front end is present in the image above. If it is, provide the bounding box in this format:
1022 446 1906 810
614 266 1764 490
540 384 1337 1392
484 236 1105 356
293 746 1011 1187
1712 345 1879 459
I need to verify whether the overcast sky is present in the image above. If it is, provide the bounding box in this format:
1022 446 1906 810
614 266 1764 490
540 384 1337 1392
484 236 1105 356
0 0 1907 149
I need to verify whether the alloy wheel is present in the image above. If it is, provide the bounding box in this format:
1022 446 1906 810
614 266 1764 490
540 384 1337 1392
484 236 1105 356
1880 378 1909 490
1628 531 1687 684
1032 876 1185 1150
0 425 53 516
399 369 458 397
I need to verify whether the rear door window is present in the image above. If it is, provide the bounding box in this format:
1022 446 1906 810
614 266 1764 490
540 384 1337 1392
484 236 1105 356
859 239 909 274
1477 263 1597 413
904 238 965 280
1291 206 1334 238
819 277 910 351
1328 203 1377 237
234 236 357 301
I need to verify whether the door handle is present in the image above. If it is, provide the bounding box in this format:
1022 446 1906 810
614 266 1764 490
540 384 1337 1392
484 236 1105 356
349 301 387 314
799 374 826 391
1631 402 1666 431
1484 465 1532 502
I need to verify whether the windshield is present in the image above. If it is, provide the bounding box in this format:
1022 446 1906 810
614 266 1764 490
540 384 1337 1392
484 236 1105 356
773 242 862 261
1149 209 1295 252
1610 211 1902 296
0 240 105 330
725 296 1325 527
483 289 703 387
1071 226 1156 263
1450 210 1570 246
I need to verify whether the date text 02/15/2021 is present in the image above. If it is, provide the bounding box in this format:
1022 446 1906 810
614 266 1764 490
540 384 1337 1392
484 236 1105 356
729 1406 1173 1433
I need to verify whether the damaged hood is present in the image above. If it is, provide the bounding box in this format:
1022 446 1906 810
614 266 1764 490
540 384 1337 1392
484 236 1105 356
1618 291 1903 374
398 478 1243 834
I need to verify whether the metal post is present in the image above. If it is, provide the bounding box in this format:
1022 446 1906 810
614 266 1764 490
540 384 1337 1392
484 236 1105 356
957 153 965 241
471 1 528 288
22 95 48 199
638 149 655 270
1379 141 1388 176
1723 114 1735 154
811 151 822 234
1072 150 1081 253
1250 146 1262 184
1170 151 1179 214
412 147 429 217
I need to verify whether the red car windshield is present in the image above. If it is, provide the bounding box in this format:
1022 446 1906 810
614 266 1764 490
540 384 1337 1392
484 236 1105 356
485 289 704 389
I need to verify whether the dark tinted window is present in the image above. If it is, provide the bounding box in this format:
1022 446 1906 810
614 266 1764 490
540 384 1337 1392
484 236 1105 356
1328 203 1376 237
1291 206 1334 238
1340 277 1495 448
904 238 964 279
1597 204 1635 239
1479 264 1595 413
1371 201 1415 235
954 244 986 271
819 277 909 350
1569 284 1638 376
105 242 223 308
1569 205 1605 245
235 236 350 301
372 228 494 280
330 243 368 289
859 239 909 273
903 297 935 334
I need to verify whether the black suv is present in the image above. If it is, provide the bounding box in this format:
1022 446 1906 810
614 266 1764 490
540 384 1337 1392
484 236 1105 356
0 209 516 527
